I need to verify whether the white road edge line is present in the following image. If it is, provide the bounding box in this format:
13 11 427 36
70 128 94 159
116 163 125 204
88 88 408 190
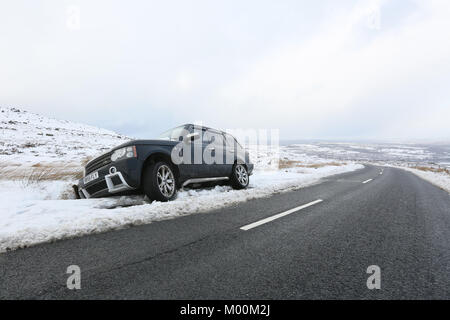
362 179 373 184
240 199 323 231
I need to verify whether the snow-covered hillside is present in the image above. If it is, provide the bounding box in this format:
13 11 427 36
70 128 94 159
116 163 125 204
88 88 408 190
0 107 130 174
283 142 450 165
0 107 363 252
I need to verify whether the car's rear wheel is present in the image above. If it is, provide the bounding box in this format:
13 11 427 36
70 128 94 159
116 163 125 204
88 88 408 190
230 163 249 189
142 161 177 201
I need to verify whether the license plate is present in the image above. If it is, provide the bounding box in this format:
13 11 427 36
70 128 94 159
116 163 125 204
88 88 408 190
83 171 99 184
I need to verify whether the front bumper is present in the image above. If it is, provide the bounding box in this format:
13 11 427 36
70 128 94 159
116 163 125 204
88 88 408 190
78 158 140 199
78 171 134 199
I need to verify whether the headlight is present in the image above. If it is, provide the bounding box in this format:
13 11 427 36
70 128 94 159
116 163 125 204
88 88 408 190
111 146 137 162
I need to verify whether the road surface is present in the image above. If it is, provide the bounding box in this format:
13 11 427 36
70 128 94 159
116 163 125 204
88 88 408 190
1 165 450 299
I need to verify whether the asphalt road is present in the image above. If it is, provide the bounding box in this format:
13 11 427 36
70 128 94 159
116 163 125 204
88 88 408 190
1 165 450 299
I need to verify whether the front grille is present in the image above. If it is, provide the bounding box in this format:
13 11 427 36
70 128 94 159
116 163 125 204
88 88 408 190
86 180 108 195
85 152 112 175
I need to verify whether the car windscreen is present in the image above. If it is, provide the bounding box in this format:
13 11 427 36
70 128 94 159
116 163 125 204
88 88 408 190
158 126 186 141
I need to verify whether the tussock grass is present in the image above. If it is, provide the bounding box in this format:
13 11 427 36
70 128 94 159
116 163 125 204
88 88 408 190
81 157 90 165
0 161 85 185
0 162 19 177
22 166 80 185
279 159 344 169
412 166 450 175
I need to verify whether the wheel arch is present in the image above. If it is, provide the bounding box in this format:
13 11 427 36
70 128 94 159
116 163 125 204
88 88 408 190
141 152 180 185
234 159 248 170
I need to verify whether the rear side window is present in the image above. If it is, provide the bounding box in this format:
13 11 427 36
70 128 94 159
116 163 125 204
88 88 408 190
203 128 224 146
224 133 241 150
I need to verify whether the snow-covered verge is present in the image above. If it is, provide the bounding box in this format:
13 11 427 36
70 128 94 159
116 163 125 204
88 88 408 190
0 107 363 252
0 163 362 252
392 166 450 193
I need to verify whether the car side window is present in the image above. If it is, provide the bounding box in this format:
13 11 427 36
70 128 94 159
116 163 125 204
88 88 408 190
171 126 187 141
201 128 210 144
204 129 224 147
224 133 237 150
158 125 189 141
215 132 225 147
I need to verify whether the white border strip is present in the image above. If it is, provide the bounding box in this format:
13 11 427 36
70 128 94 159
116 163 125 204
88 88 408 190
240 199 323 231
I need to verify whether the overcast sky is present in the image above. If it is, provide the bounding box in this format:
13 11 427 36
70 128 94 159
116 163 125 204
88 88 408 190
1 0 449 141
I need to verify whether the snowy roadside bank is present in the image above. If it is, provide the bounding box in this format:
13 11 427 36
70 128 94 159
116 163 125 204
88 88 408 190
0 163 363 253
392 166 450 193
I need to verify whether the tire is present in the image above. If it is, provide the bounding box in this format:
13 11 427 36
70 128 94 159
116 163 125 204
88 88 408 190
142 161 177 202
230 163 249 189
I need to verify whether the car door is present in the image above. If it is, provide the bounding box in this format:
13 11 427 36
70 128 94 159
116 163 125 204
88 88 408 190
182 125 211 178
170 124 195 179
223 133 236 176
201 128 226 177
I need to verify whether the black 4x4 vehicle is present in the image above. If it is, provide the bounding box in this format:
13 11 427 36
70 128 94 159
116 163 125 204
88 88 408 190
77 124 253 201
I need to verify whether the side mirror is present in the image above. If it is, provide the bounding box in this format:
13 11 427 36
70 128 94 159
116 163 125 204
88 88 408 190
186 132 200 142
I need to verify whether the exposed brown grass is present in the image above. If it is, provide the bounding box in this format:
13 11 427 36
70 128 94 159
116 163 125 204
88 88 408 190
279 159 344 169
412 166 450 175
0 162 84 185
0 163 18 177
80 156 91 166
22 166 80 185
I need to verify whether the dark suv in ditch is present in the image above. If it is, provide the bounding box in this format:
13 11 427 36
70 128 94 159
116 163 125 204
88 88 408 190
77 124 253 201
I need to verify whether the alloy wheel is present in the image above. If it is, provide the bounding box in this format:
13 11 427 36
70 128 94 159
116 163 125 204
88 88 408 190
157 165 175 197
235 165 248 186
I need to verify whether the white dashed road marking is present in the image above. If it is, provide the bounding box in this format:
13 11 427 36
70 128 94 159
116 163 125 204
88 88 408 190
240 199 323 231
362 179 373 184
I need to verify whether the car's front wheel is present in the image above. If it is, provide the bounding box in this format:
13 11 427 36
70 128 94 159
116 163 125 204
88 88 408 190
142 161 177 201
230 163 249 189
